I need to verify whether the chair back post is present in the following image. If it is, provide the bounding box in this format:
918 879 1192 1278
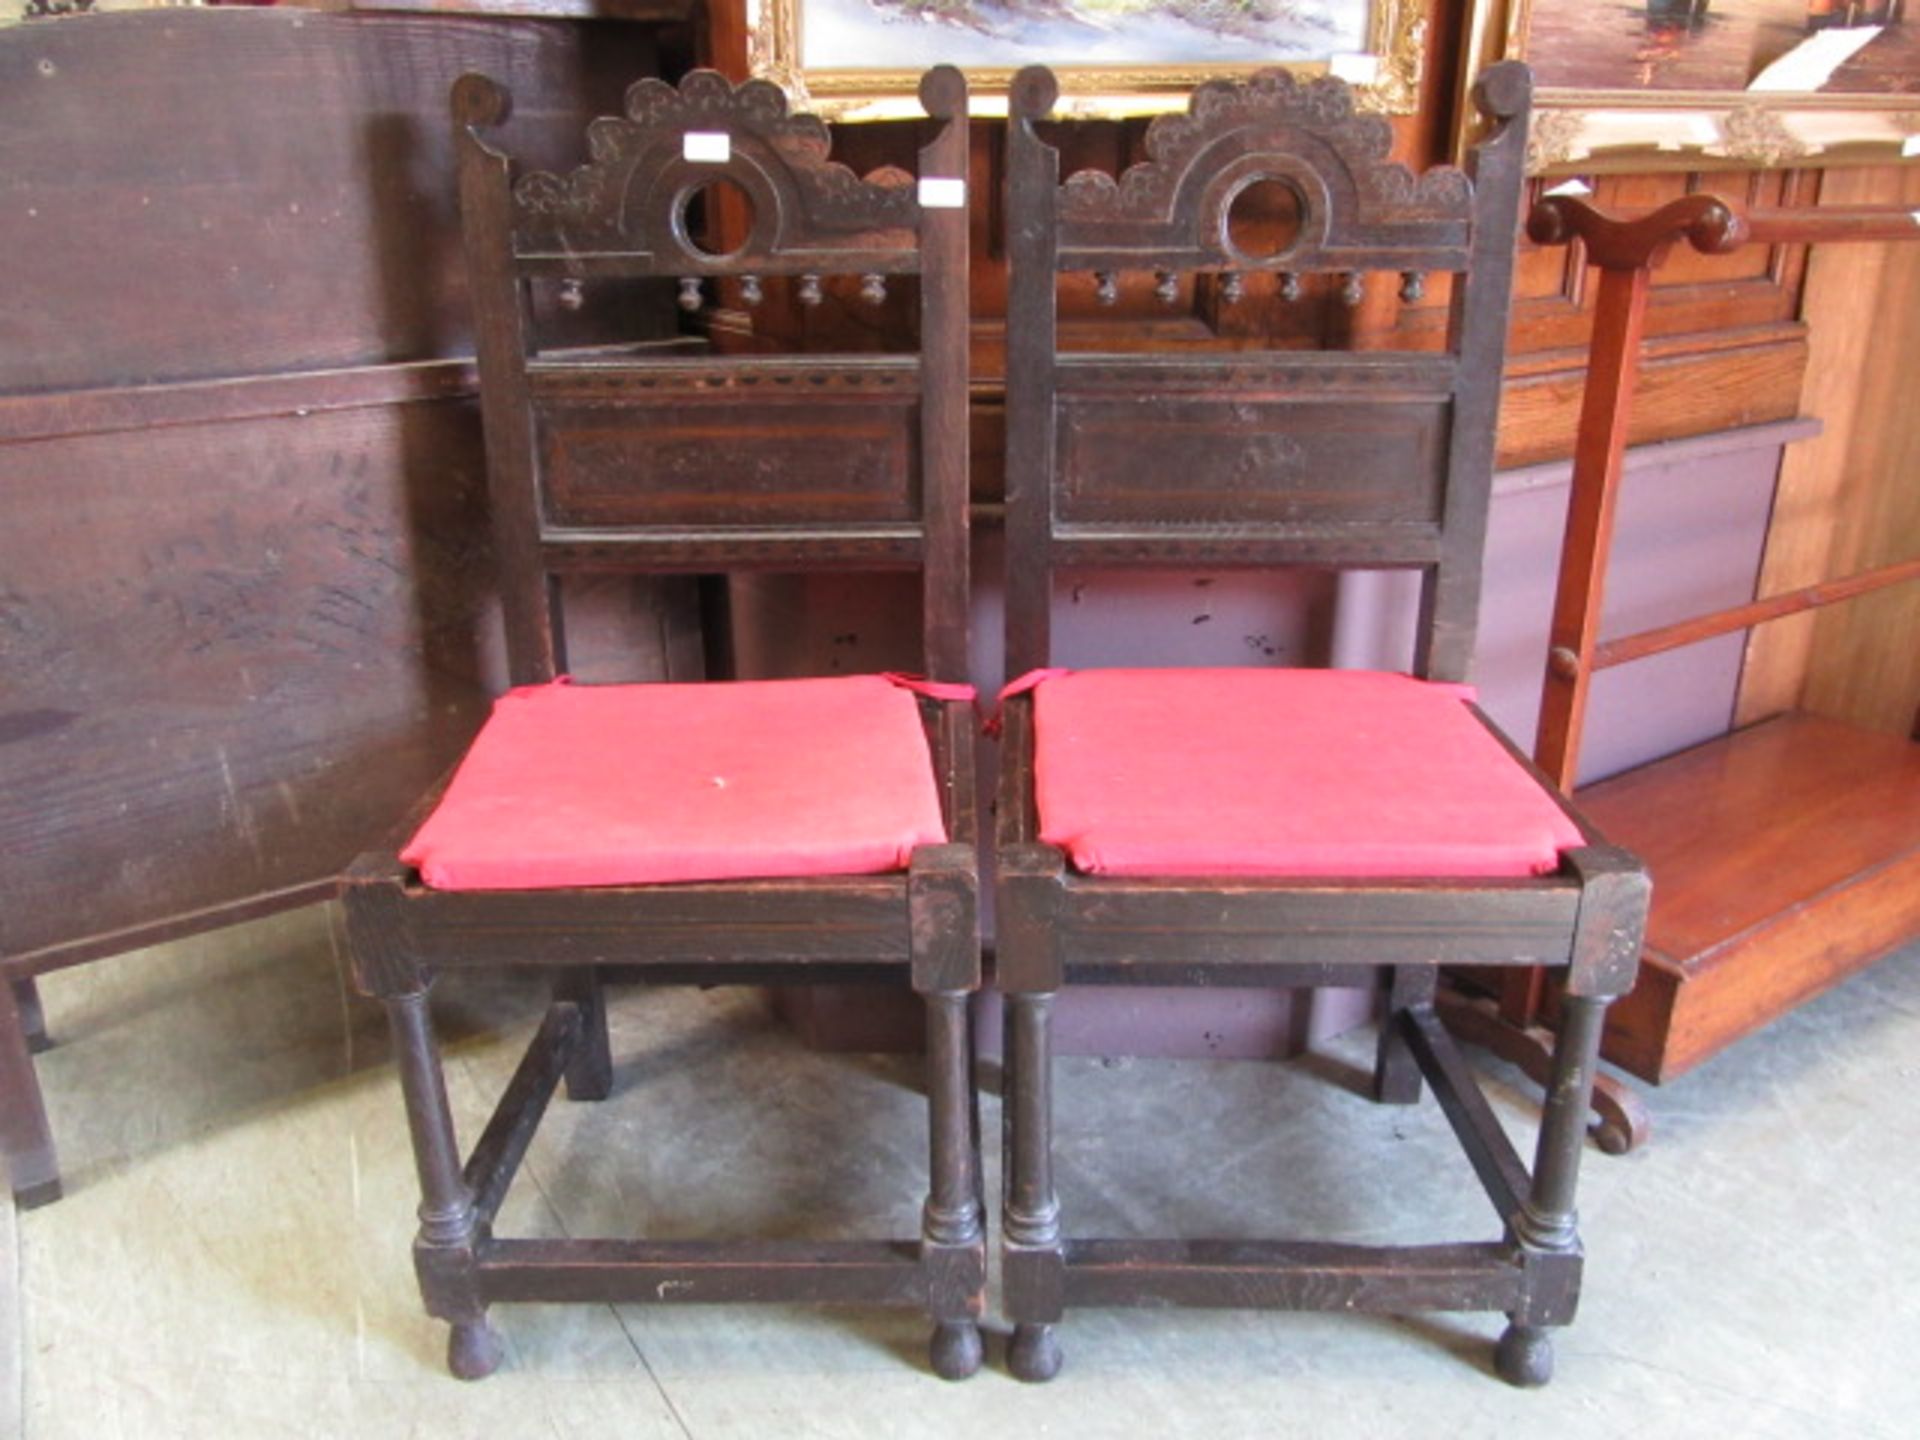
1005 67 1064 680
1002 63 1534 685
914 66 971 684
1415 61 1532 684
454 74 563 686
450 67 969 687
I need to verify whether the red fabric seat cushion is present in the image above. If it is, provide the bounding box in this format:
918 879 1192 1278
402 675 950 891
1028 668 1583 878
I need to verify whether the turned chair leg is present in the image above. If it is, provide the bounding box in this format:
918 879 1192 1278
922 989 985 1380
385 990 502 1380
556 967 612 1102
1498 992 1612 1387
1374 967 1435 1105
1003 991 1064 1382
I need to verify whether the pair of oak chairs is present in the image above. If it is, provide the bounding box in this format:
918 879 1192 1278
343 60 1648 1388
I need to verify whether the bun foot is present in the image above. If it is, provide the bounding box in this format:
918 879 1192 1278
1008 1323 1062 1383
447 1319 505 1380
929 1320 984 1380
1495 1322 1553 1388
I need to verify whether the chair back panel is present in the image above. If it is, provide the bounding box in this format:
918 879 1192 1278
453 68 970 685
1050 78 1472 275
530 356 921 531
1053 353 1451 539
1003 64 1532 682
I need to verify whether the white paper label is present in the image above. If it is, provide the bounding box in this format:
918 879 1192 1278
918 177 966 210
1327 53 1381 85
1903 134 1920 158
683 131 731 163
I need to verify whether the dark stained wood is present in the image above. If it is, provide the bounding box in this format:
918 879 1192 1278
1054 362 1451 529
0 980 59 1208
341 0 695 18
463 1002 582 1225
346 66 984 1379
995 62 1649 1388
1496 329 1809 472
534 359 923 527
1435 988 1649 1157
478 1239 927 1305
1576 714 1920 1082
1060 1239 1559 1315
0 398 495 970
1504 190 1806 1102
389 875 916 969
0 10 677 1204
729 108 1820 500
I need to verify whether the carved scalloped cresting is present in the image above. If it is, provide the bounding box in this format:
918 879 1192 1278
511 70 917 251
1059 70 1469 226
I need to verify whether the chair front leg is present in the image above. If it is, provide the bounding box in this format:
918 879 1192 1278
385 989 503 1380
922 988 985 1380
1498 991 1611 1388
1003 990 1064 1382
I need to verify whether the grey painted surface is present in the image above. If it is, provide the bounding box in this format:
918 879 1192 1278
1339 419 1816 786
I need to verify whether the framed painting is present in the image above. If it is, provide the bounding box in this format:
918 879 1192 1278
747 0 1430 121
1462 0 1920 171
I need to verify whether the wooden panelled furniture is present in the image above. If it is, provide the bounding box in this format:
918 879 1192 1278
993 62 1650 1386
0 9 687 1210
341 66 986 1379
1503 193 1920 1089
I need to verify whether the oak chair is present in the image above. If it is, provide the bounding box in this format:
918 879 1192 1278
994 62 1649 1386
342 66 985 1380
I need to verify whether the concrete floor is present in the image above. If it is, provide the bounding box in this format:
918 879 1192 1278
5 905 1918 1439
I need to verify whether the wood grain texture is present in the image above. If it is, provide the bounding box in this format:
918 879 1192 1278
1576 714 1920 1081
0 400 494 966
1739 164 1920 732
711 106 1815 498
347 65 987 1376
0 12 658 392
1533 265 1649 791
1797 166 1920 737
0 12 665 969
992 65 1646 1378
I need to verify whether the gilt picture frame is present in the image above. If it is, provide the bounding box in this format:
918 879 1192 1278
1459 0 1920 173
747 0 1431 122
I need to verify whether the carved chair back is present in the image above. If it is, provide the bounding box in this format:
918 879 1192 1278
1003 63 1533 683
453 67 971 686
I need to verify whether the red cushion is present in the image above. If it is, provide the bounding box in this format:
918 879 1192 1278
1028 668 1583 878
402 676 950 891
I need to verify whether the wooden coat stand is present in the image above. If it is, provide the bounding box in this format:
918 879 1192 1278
1444 193 1920 1151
